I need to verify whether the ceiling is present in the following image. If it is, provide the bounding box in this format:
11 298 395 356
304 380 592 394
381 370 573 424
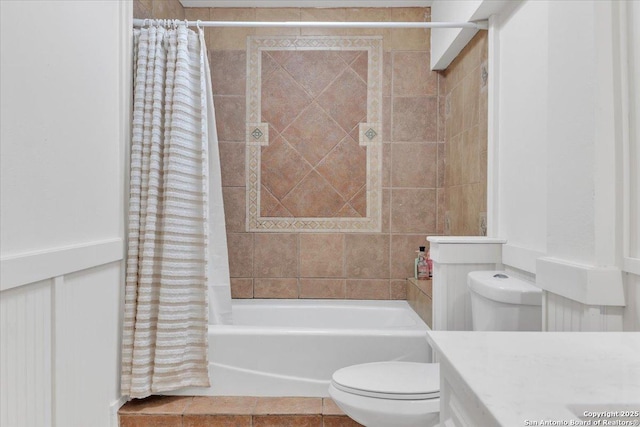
180 0 432 7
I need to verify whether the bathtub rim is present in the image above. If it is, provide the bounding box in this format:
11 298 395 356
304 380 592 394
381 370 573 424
211 298 429 333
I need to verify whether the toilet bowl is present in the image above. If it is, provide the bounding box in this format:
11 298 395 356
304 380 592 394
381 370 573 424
328 361 440 427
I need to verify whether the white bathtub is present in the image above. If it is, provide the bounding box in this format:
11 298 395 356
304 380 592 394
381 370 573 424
176 299 430 397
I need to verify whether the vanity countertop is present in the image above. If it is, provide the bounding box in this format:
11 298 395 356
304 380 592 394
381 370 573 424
427 331 640 426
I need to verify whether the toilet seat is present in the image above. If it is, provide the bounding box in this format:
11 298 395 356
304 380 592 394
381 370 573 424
331 361 440 400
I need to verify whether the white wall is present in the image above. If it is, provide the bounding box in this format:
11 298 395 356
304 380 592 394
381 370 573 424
490 0 639 330
494 0 548 263
0 0 131 425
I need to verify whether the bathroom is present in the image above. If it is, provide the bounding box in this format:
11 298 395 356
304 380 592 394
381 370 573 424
0 0 639 426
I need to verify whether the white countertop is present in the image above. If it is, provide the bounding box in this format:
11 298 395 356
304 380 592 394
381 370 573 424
427 331 640 426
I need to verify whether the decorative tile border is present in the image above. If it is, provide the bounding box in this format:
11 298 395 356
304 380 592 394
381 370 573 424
245 36 383 233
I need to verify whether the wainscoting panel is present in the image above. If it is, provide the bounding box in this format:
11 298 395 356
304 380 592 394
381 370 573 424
623 273 640 331
0 279 53 427
545 291 624 332
0 242 123 427
53 262 122 427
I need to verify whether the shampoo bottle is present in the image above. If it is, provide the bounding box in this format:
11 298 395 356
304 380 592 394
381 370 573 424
417 246 429 280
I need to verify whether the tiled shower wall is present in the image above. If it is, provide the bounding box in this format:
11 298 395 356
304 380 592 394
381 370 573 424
133 2 446 300
134 0 185 20
442 32 488 236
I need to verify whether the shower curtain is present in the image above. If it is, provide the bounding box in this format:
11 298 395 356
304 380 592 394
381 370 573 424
121 22 232 399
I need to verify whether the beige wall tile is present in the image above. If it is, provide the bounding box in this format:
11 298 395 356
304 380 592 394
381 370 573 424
133 1 152 19
227 233 253 278
382 52 392 97
390 279 408 300
254 278 298 298
436 188 446 235
382 143 391 187
382 189 391 233
387 28 429 52
345 234 389 279
151 0 173 20
345 8 389 37
230 278 253 299
300 8 347 36
385 9 429 51
393 52 436 97
139 0 152 11
223 187 246 232
214 95 245 141
299 279 345 299
254 234 298 277
299 234 344 278
391 143 438 188
392 97 438 142
346 279 390 299
255 8 301 36
209 8 256 50
210 50 246 96
390 189 437 233
462 67 480 131
185 7 209 22
382 97 391 142
390 234 429 279
437 142 445 188
219 143 245 187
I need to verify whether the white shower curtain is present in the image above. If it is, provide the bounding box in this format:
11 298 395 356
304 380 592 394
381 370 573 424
121 22 232 399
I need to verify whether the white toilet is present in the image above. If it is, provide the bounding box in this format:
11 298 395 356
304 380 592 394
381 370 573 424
328 361 440 427
467 270 542 331
329 270 543 427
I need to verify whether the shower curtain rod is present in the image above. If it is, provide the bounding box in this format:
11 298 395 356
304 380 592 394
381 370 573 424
132 18 488 30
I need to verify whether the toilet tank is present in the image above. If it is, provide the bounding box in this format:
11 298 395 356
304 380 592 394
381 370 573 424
467 271 542 331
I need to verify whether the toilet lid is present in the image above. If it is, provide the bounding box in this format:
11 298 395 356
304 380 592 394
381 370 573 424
331 362 440 400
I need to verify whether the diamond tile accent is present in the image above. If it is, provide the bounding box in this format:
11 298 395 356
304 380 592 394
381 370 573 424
365 128 377 140
251 128 263 140
246 123 269 146
359 123 381 145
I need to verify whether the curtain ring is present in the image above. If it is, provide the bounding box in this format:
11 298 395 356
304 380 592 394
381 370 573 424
184 19 189 28
196 20 202 31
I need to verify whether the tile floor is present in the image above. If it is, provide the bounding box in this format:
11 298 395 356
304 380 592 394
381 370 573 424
119 396 363 427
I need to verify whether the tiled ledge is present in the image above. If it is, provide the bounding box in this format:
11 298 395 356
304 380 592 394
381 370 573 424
119 395 362 427
407 278 433 328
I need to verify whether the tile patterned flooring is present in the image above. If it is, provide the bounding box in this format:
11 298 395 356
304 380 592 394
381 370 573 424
119 396 363 427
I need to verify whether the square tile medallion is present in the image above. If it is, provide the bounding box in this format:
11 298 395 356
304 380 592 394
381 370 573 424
246 36 383 232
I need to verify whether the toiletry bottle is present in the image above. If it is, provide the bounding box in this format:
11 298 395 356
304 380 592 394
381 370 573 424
426 250 433 278
417 246 429 280
414 246 424 279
